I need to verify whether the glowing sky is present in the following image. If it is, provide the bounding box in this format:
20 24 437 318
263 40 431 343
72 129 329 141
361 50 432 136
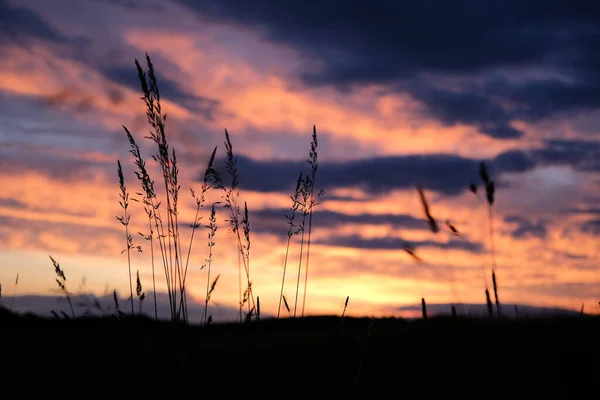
2 0 600 320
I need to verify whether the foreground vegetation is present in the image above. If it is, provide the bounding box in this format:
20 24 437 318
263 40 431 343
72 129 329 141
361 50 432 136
1 308 599 391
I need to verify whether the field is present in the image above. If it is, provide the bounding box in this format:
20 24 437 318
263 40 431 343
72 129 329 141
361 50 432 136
2 307 599 393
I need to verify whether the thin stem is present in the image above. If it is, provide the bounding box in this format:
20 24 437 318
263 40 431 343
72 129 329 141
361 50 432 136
294 214 307 318
278 235 294 319
238 240 242 322
204 261 212 325
148 213 158 321
124 208 134 315
301 202 314 317
488 204 497 273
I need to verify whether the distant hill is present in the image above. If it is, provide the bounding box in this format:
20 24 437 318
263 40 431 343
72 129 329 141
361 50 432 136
0 293 586 323
0 292 242 323
397 302 582 318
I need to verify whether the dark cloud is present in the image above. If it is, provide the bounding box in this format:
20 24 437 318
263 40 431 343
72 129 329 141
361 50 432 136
249 208 428 236
0 198 94 218
561 206 600 216
318 234 483 253
503 215 548 239
208 147 550 196
405 83 523 139
89 0 164 12
0 0 69 44
100 64 221 120
493 150 536 173
213 153 484 195
175 0 600 139
0 143 116 182
38 88 96 115
580 219 600 236
531 139 600 172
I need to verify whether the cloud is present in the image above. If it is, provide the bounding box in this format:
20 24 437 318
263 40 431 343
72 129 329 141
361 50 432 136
250 208 428 236
503 215 548 239
0 0 69 44
0 141 114 182
580 219 600 236
531 139 600 172
175 0 600 139
0 198 94 218
517 282 600 299
211 153 484 195
318 234 483 253
88 0 164 12
207 143 578 196
0 214 122 256
100 63 221 121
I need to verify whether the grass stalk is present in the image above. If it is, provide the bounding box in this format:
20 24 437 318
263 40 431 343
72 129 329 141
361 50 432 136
479 161 500 316
204 204 218 325
222 130 255 321
117 160 139 315
8 273 18 313
340 296 349 335
277 172 303 318
136 270 145 316
301 126 323 317
293 175 312 317
49 256 75 318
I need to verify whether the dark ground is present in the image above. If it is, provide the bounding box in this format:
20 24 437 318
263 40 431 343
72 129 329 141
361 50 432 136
1 307 599 393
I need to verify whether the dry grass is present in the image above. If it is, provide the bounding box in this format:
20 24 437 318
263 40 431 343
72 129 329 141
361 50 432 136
278 173 304 318
136 270 146 315
203 204 219 325
301 126 324 317
121 54 223 323
49 256 74 318
222 130 255 322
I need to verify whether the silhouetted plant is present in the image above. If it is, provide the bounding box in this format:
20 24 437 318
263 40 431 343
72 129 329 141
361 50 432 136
417 185 439 234
340 296 350 335
49 256 75 318
301 126 324 317
492 270 500 318
136 270 145 316
293 175 312 317
116 160 140 315
485 288 494 317
185 147 220 318
8 273 18 312
126 127 159 321
222 129 255 322
113 290 125 318
282 295 292 317
479 161 500 316
278 172 303 318
204 274 220 325
122 54 222 323
203 204 219 325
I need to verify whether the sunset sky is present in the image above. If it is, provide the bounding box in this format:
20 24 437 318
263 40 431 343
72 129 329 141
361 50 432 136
2 0 600 320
